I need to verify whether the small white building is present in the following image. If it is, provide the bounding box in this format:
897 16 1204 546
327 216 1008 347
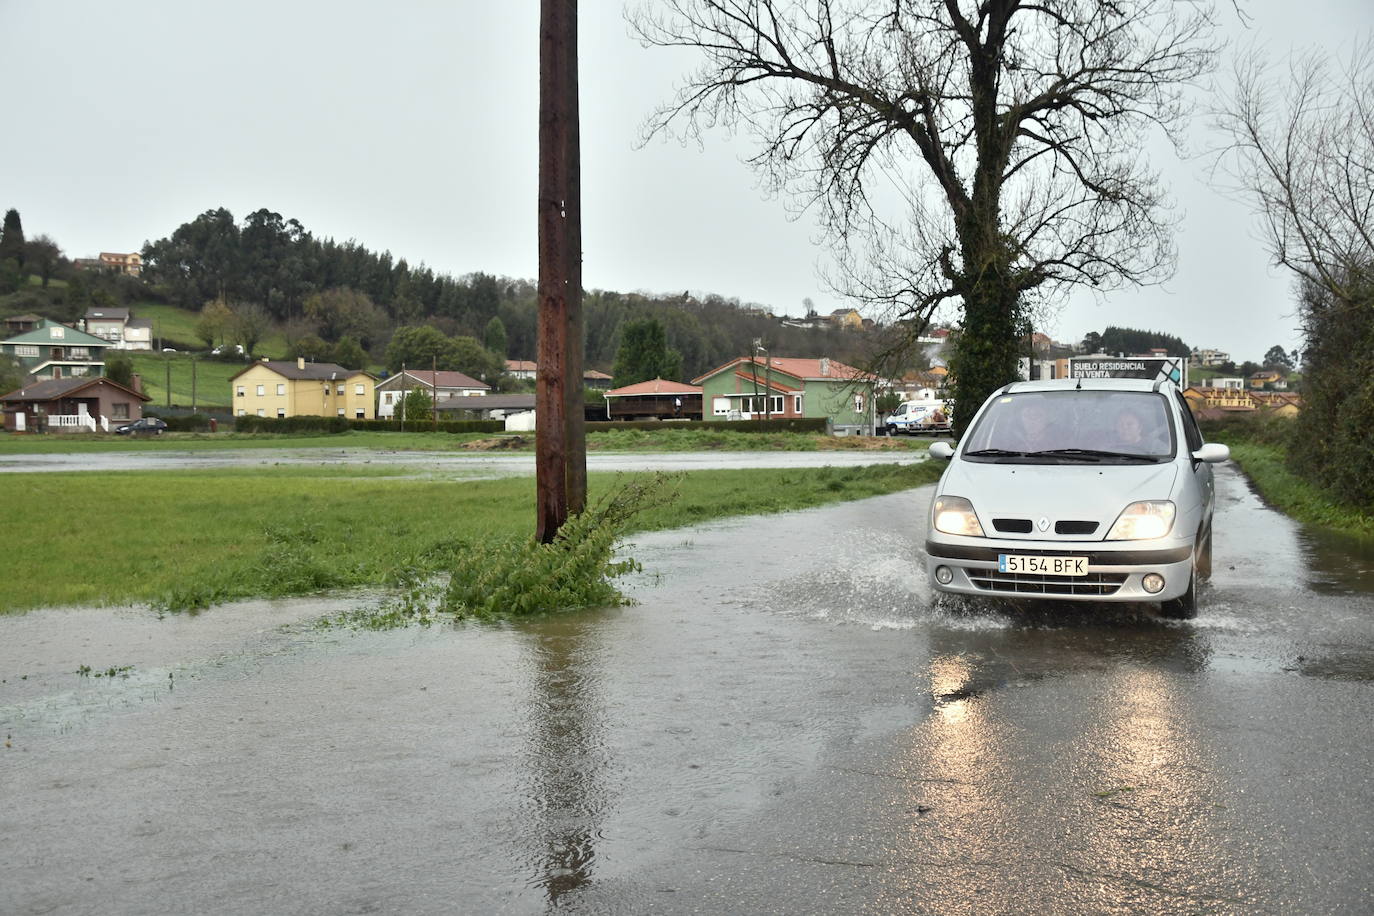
375 369 490 418
82 307 152 351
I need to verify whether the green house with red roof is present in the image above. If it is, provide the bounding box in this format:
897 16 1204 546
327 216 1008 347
692 356 876 433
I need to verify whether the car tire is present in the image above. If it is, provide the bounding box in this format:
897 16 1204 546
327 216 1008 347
1160 553 1199 620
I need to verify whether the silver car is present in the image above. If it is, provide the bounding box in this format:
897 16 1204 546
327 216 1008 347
923 378 1229 617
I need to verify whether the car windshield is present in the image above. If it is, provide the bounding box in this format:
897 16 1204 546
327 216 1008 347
961 390 1176 462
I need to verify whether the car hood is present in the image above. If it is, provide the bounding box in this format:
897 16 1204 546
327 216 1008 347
940 459 1179 540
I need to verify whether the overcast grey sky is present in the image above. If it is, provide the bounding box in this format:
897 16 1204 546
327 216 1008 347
3 1 1370 361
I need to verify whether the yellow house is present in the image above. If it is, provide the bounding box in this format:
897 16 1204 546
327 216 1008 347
230 358 376 419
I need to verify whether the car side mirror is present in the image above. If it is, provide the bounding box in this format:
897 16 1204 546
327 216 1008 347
928 441 954 459
1192 443 1229 464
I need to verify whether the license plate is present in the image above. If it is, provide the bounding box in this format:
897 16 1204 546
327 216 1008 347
998 554 1089 576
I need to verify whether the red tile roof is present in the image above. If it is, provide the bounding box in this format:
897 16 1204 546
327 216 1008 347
692 356 873 385
605 378 702 397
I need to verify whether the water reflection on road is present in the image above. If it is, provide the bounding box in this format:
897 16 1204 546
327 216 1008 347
3 463 1374 914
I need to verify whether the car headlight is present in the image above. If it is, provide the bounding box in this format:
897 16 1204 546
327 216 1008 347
1106 500 1176 540
933 496 984 537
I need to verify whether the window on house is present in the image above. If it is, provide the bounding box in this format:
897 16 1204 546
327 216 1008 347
256 408 265 417
355 409 365 418
50 326 64 339
69 348 89 359
237 409 246 417
276 384 285 396
111 402 130 419
793 395 803 413
15 345 38 357
384 393 393 405
236 385 245 398
355 383 365 396
256 384 265 396
713 397 730 415
336 384 344 395
770 395 783 414
337 408 345 416
277 408 286 418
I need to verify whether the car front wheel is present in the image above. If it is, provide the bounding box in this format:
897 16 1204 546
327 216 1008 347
1160 553 1199 620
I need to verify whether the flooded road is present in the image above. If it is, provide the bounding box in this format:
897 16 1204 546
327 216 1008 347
3 463 1373 914
0 447 923 475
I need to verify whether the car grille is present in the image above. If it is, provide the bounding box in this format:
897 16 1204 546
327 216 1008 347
1054 520 1099 535
993 518 1033 533
968 569 1128 596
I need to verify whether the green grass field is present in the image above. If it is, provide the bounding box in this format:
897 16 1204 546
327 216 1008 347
125 351 244 407
0 461 942 612
130 301 289 358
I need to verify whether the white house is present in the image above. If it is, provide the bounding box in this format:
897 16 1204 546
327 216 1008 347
375 369 490 418
82 307 152 351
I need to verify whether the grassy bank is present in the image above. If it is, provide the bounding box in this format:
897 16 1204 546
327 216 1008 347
0 428 930 455
0 461 942 613
1224 442 1374 537
126 351 244 408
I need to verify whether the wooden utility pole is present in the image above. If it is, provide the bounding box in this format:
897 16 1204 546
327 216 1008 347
536 0 585 542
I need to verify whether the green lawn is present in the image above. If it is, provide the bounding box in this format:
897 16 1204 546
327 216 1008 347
131 301 290 358
0 461 942 612
125 351 244 408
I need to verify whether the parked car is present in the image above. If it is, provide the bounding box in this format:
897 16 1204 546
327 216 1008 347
923 378 1228 618
885 400 951 435
114 417 168 436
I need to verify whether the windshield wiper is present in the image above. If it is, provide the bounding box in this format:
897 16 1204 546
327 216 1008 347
963 448 1030 458
1030 448 1157 462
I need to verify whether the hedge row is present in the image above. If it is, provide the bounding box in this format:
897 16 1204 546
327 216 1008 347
226 415 832 436
232 415 505 435
586 417 830 433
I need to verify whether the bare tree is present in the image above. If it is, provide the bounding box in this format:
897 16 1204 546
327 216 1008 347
228 302 272 359
630 0 1219 429
1213 40 1374 305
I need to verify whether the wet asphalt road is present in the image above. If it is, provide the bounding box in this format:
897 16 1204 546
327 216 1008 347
2 463 1373 915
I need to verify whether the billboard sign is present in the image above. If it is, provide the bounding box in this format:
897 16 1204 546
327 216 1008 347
1069 357 1186 386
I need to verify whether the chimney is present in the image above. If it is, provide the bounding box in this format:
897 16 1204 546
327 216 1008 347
131 373 142 394
297 356 306 370
820 357 830 376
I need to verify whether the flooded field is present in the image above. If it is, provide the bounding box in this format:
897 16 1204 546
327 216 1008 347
3 464 1373 914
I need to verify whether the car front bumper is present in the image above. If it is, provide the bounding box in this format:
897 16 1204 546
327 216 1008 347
924 537 1195 602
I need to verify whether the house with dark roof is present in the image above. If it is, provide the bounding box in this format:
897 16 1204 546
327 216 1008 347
1 376 150 432
375 369 490 419
229 358 376 419
83 307 153 350
1 321 110 381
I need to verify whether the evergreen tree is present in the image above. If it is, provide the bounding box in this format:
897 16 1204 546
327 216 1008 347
612 318 682 387
0 209 26 268
484 316 508 358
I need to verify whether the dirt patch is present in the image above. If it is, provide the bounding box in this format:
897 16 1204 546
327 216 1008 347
461 436 531 451
815 435 924 451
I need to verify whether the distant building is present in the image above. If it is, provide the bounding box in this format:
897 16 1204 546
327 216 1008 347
99 252 142 276
1190 347 1231 368
602 378 703 421
0 376 150 433
82 307 153 351
375 369 489 419
504 359 614 388
827 308 863 330
693 356 876 434
0 320 110 381
230 358 376 419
